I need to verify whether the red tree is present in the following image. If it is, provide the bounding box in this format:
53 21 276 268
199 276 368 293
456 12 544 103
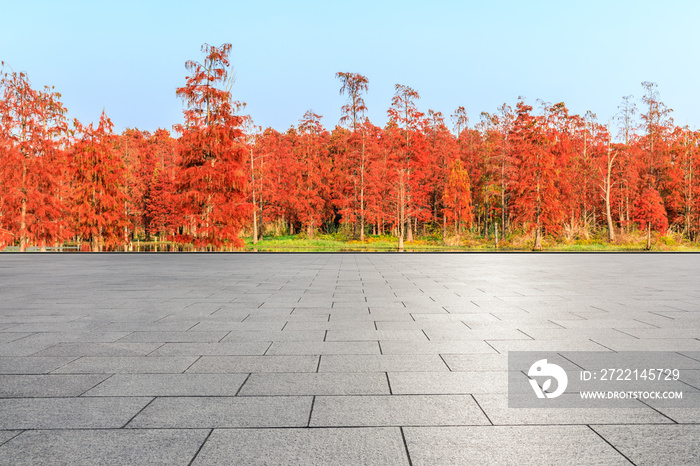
174 43 248 250
70 112 129 251
0 65 69 250
509 101 562 250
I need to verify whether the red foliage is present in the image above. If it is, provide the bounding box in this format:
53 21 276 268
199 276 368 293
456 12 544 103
174 43 249 249
70 112 129 251
0 66 69 250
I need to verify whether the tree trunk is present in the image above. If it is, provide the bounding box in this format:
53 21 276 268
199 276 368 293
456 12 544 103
605 150 616 243
19 160 27 252
646 223 651 250
360 132 365 242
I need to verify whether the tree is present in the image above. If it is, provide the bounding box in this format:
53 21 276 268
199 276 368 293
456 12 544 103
443 159 472 234
174 43 248 250
633 187 668 249
336 72 369 240
614 95 638 232
638 81 672 249
387 84 423 249
509 101 562 250
294 110 331 237
70 112 129 251
0 65 69 251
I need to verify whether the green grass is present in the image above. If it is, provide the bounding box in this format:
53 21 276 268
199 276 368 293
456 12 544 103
242 232 700 252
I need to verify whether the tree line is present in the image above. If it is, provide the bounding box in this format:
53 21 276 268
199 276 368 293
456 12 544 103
1 44 698 251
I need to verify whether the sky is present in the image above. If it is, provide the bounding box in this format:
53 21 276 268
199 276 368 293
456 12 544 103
2 1 698 135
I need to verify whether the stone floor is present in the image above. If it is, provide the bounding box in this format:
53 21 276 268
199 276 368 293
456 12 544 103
0 253 698 465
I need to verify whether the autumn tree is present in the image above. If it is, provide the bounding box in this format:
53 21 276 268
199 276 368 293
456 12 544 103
509 101 562 250
70 112 129 251
174 43 248 250
144 129 178 244
387 84 424 249
0 65 69 251
638 82 672 249
294 111 332 237
443 159 472 234
336 72 369 240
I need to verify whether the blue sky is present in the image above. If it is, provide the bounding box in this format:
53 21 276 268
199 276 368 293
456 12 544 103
2 1 697 134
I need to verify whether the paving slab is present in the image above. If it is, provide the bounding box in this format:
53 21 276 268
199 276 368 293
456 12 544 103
0 397 152 429
83 373 249 396
0 374 109 397
265 341 381 355
310 394 490 427
238 372 390 396
0 356 77 374
0 429 209 466
403 426 629 465
52 356 198 374
388 371 507 394
591 424 700 465
319 354 449 372
0 431 21 447
32 342 162 357
186 355 319 373
473 393 674 425
116 331 229 343
147 341 271 356
191 427 409 465
127 396 312 428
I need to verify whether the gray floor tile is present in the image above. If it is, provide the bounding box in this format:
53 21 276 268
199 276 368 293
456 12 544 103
0 374 108 397
191 427 409 466
0 429 209 466
310 394 490 426
0 397 152 429
186 355 319 373
319 354 449 372
127 396 312 428
592 424 700 465
266 341 381 355
0 431 21 447
221 330 326 342
379 340 497 355
238 372 390 395
32 342 162 357
326 330 429 341
116 331 229 343
83 373 249 396
473 394 674 425
0 357 77 374
147 341 271 356
403 426 629 465
388 371 507 394
52 356 198 374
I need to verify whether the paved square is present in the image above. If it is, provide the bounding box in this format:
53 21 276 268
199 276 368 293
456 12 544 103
0 253 698 464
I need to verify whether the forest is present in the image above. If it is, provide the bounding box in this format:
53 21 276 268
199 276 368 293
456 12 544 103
1 43 699 252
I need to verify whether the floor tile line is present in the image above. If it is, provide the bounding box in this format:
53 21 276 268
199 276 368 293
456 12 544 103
399 426 414 466
306 395 316 427
233 374 251 397
77 373 114 397
182 356 202 374
121 397 156 429
587 425 637 465
470 394 494 426
186 428 213 466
